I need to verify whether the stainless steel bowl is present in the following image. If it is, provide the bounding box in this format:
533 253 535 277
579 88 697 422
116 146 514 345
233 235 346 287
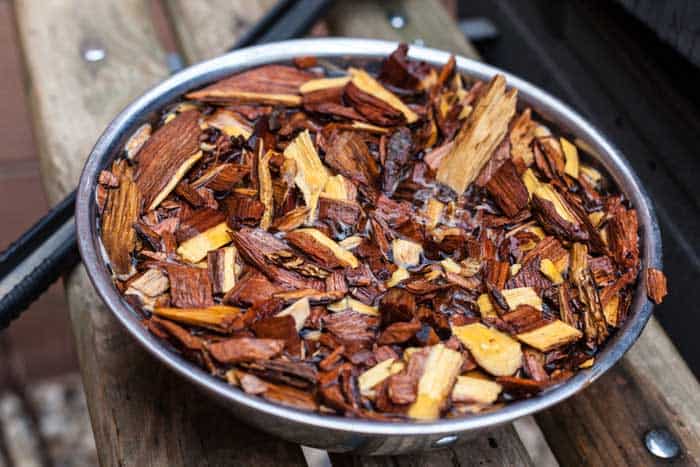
75 38 662 455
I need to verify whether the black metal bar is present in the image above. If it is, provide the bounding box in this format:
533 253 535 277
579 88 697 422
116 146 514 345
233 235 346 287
0 190 76 279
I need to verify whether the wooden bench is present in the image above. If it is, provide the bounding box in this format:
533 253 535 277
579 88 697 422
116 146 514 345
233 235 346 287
13 0 700 464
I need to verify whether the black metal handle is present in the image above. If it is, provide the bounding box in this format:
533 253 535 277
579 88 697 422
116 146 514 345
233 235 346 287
0 190 76 278
0 219 79 329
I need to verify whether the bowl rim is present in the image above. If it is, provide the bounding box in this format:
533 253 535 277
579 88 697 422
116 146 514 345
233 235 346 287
76 37 661 437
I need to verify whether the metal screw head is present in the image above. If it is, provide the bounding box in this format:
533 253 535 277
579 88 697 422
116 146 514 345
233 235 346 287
644 429 681 459
83 47 105 62
81 40 106 62
387 12 406 29
433 435 458 448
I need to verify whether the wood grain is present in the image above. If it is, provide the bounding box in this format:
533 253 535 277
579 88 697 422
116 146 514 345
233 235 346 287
617 0 700 68
330 428 533 467
15 0 305 465
326 0 480 60
165 0 277 63
536 318 700 466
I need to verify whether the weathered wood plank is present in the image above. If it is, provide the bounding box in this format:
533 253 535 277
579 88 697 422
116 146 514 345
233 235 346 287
330 428 533 467
536 318 700 465
165 0 277 63
617 0 700 68
15 0 305 465
326 0 480 60
325 2 532 464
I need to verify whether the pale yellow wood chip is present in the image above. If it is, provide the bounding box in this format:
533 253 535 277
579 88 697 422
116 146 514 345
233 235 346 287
392 238 423 268
358 358 405 394
327 297 379 316
299 76 351 93
408 344 463 420
277 297 311 331
516 320 583 352
561 137 580 178
283 130 328 223
451 375 503 404
452 323 522 376
436 75 517 194
176 222 232 263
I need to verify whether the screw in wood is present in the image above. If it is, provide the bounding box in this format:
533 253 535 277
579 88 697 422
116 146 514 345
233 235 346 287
387 11 406 29
644 428 681 459
80 39 106 62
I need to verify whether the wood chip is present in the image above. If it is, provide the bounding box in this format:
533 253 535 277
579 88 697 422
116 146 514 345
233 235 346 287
436 75 517 193
646 268 668 304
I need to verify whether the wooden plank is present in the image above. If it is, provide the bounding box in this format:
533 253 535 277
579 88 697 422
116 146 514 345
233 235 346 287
14 0 305 465
165 0 277 63
324 1 533 463
617 0 700 68
330 428 533 467
536 318 700 465
326 0 480 60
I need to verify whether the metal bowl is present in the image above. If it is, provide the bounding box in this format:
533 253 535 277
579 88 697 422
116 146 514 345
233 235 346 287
75 38 661 454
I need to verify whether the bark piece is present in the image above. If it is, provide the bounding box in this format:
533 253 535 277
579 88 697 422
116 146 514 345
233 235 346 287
187 65 315 105
209 337 285 363
532 183 588 242
348 67 418 123
176 208 226 243
646 268 668 304
380 288 416 324
135 110 202 210
608 206 640 269
571 243 609 346
207 246 239 295
252 315 300 353
166 264 214 308
272 207 310 232
378 320 422 345
152 305 241 330
101 160 140 276
324 131 380 187
192 163 250 192
318 197 361 227
486 159 529 217
382 127 413 194
286 228 359 268
223 194 265 228
231 227 323 290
